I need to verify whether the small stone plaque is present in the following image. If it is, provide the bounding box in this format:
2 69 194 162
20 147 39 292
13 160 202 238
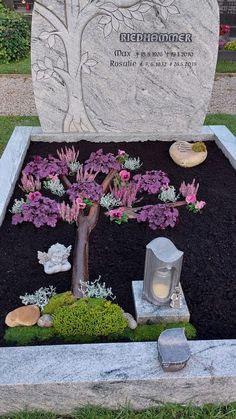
132 280 190 324
31 0 219 134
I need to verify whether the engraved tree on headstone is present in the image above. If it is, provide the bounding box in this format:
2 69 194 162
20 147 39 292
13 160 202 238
32 0 179 133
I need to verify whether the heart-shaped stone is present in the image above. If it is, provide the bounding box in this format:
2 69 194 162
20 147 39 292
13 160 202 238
169 141 207 168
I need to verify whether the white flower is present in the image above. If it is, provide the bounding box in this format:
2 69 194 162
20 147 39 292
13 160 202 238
43 179 65 197
123 157 142 171
158 185 178 203
10 198 25 214
100 193 121 210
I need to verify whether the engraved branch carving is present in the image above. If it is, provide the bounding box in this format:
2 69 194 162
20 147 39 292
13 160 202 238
33 0 179 133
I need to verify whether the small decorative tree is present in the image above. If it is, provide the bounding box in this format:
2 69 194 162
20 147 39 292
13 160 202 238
12 146 205 297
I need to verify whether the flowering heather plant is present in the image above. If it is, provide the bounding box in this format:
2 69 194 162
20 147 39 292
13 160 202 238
133 170 170 195
137 205 179 230
23 155 68 179
57 146 79 164
85 149 121 174
67 181 103 203
179 179 199 198
58 198 86 224
57 146 82 174
76 167 97 182
12 192 59 228
111 180 141 208
19 172 41 193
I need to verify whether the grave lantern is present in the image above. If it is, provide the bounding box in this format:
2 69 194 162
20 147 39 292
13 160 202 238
143 237 183 306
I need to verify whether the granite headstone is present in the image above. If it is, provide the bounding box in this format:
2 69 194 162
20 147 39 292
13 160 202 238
31 0 219 134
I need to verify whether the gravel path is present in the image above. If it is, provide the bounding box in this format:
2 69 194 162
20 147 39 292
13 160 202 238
0 74 235 116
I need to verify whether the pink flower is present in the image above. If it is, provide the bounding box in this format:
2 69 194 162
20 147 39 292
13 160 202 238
186 194 197 204
119 170 130 182
179 179 199 198
48 175 58 181
118 150 126 156
109 208 124 219
28 191 42 201
195 200 206 210
75 197 86 209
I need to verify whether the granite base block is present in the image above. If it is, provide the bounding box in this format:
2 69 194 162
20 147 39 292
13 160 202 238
132 281 190 324
0 340 236 414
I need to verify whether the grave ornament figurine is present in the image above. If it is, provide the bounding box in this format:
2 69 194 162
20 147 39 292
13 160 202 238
170 285 182 309
38 243 72 274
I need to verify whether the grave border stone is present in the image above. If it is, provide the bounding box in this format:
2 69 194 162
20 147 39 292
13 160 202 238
0 125 236 414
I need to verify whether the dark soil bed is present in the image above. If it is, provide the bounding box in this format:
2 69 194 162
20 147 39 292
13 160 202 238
0 140 236 346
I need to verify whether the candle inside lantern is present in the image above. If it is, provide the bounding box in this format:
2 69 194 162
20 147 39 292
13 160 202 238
152 267 172 299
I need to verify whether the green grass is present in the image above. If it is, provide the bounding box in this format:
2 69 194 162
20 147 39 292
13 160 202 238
216 60 236 73
1 403 236 418
0 55 31 74
4 322 196 346
0 57 236 75
204 114 236 136
0 116 39 155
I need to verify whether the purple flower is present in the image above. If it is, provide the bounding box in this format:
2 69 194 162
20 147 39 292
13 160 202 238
12 195 59 228
133 171 169 195
67 182 103 202
85 149 121 174
23 155 68 179
137 204 179 230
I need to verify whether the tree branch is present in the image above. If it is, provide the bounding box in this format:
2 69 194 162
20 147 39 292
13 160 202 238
34 2 68 35
59 174 72 190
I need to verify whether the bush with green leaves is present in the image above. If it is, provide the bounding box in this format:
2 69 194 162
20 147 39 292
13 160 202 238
53 298 128 338
224 40 236 51
43 291 76 315
0 1 30 63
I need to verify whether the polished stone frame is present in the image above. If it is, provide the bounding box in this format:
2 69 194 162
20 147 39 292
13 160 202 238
0 126 236 414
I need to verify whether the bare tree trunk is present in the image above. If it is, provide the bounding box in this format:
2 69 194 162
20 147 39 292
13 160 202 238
71 171 116 297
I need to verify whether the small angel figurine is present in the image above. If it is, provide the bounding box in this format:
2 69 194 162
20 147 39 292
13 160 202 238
170 285 182 309
38 243 72 274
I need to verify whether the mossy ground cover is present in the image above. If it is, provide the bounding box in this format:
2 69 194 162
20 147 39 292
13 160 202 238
0 114 236 157
1 403 236 419
4 321 196 346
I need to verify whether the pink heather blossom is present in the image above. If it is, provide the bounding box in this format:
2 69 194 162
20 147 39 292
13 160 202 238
57 146 79 164
109 208 124 219
118 150 126 156
119 170 130 182
179 179 199 198
58 201 83 224
186 194 197 204
75 197 86 209
19 172 41 193
28 191 42 201
195 200 206 210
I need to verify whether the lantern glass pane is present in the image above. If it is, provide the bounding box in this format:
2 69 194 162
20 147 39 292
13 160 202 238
152 267 172 299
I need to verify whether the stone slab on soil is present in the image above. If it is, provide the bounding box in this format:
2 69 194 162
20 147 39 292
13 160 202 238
211 125 236 170
0 126 41 225
132 280 190 324
31 0 219 134
0 340 236 414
